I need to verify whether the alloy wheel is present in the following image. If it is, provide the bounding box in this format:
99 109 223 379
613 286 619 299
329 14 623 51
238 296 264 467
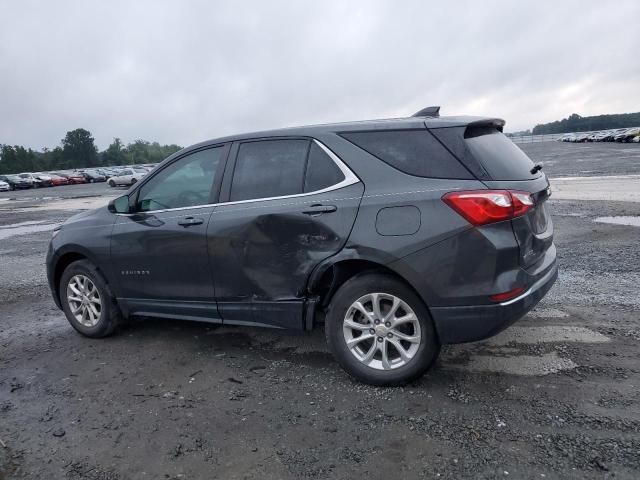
66 274 102 327
342 292 421 370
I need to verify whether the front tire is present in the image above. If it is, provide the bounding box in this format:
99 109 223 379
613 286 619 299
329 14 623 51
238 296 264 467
325 273 440 386
108 180 115 187
60 260 123 338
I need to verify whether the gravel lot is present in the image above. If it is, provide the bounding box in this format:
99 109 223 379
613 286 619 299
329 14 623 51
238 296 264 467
1 141 639 479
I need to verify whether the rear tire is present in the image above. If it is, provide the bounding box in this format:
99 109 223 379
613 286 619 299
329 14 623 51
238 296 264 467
60 260 123 338
325 273 440 386
108 180 115 187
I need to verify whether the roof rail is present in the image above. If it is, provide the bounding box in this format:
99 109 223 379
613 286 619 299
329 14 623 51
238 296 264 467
412 106 440 117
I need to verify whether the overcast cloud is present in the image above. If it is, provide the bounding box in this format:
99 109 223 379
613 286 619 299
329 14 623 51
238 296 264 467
1 0 639 149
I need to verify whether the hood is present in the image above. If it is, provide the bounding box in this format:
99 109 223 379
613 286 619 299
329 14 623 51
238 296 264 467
63 206 113 229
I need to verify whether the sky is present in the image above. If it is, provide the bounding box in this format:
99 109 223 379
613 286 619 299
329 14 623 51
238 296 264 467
1 0 639 150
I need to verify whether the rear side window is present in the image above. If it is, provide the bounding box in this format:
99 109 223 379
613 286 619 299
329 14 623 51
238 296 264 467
230 139 309 201
304 142 345 192
340 130 472 179
464 128 538 180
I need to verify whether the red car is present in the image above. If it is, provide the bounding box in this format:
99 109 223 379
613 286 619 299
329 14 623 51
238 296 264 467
49 174 70 186
54 172 86 184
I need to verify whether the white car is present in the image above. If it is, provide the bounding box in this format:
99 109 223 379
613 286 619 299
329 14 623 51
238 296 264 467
107 168 148 187
0 180 10 192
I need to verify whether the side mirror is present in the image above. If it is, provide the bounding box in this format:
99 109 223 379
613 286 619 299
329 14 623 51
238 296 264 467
108 195 131 214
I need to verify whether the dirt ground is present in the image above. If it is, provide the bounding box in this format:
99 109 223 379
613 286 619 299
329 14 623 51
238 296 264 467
1 141 639 479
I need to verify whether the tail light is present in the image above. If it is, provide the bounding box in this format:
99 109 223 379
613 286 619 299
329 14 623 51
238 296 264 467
442 190 534 226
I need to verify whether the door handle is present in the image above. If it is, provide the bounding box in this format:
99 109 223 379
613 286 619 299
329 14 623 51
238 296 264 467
177 216 204 227
302 204 337 215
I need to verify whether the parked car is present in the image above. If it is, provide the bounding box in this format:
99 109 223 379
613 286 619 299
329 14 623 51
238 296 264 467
0 174 32 190
16 173 42 188
46 108 558 386
53 172 87 184
0 179 10 192
33 173 54 187
106 168 148 187
95 168 116 177
613 128 638 142
81 170 107 183
602 129 625 142
597 130 614 142
574 133 590 142
48 174 70 186
618 127 640 142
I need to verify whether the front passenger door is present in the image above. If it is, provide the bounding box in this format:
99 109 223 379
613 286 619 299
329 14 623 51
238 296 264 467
109 145 229 321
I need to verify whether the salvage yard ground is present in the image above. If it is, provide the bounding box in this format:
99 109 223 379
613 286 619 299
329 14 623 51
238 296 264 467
1 141 639 479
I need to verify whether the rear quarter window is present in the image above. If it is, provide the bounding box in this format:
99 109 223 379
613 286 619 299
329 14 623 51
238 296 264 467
304 142 345 192
464 128 539 180
340 129 473 179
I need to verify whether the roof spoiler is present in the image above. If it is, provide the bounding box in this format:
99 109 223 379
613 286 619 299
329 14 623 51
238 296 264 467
464 118 506 137
412 106 440 117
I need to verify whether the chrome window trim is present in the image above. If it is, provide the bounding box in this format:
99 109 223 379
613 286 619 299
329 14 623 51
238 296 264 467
116 139 360 216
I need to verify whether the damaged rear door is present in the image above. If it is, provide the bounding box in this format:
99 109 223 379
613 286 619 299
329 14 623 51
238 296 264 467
208 137 363 330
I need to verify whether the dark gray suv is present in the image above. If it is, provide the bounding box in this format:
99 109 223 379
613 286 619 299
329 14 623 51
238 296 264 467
46 108 557 385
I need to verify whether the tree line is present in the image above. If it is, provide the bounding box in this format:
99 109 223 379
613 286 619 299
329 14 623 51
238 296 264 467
0 128 182 174
532 112 640 135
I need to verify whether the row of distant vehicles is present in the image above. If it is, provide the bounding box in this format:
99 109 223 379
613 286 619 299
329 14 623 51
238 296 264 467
559 127 640 143
0 164 157 192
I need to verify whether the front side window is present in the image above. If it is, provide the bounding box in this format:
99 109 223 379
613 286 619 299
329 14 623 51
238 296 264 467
136 146 224 212
230 139 309 202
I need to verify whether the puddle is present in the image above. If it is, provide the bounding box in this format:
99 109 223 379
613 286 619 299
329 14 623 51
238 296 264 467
0 220 50 228
550 175 640 202
594 216 640 227
447 352 577 376
0 222 58 240
485 326 609 346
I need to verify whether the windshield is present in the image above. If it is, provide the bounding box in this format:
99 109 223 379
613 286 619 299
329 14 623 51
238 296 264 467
465 128 540 180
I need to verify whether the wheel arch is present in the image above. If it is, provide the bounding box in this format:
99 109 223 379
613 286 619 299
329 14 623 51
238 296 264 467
307 254 434 328
52 246 111 306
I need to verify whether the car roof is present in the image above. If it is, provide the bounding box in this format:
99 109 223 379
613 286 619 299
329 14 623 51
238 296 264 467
182 115 505 152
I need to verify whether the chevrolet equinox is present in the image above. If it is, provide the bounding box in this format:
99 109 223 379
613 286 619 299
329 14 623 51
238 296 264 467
46 107 557 386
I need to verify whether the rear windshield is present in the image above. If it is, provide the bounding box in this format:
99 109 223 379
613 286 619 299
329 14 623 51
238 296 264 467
465 127 539 180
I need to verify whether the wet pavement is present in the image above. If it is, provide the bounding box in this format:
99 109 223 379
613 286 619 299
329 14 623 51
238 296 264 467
1 141 639 479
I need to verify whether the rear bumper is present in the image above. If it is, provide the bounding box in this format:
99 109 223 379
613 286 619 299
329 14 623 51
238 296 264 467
430 261 558 344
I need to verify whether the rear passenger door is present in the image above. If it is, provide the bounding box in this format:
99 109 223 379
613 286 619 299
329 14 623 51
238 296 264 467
208 138 364 329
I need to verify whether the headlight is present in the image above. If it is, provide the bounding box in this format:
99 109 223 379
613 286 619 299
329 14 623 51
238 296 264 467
52 226 61 238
